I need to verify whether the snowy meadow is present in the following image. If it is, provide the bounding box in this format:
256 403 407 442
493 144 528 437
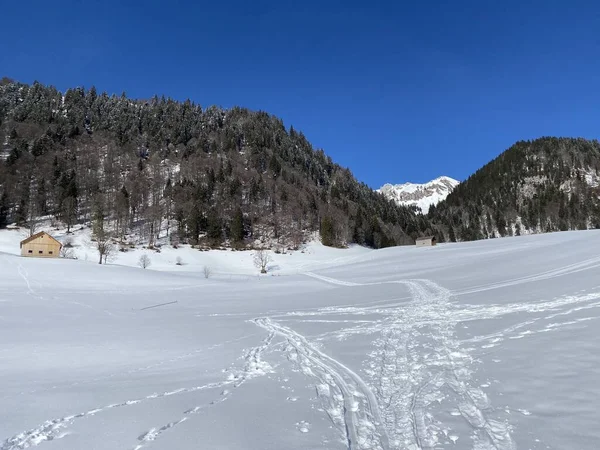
1 230 600 449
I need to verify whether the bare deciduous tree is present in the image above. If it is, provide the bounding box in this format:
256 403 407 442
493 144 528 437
19 222 38 241
138 253 151 269
60 246 75 259
290 228 304 251
95 232 117 264
203 265 212 278
62 196 77 233
26 218 39 237
253 249 271 274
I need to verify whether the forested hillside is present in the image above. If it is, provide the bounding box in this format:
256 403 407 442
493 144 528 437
0 78 433 249
429 137 600 241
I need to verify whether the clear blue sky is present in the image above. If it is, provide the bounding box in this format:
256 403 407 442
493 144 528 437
2 1 600 188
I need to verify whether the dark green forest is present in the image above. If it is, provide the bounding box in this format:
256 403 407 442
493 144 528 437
0 78 433 249
429 137 600 241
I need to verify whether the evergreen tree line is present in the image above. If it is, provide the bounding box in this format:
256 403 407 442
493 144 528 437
429 137 600 241
0 79 434 248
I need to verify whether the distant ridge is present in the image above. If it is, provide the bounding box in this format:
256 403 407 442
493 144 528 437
377 176 459 214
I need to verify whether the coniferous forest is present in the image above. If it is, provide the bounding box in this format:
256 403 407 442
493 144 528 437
2 79 600 249
0 78 433 249
429 137 600 241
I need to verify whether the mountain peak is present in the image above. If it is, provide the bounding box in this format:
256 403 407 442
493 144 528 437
378 176 459 214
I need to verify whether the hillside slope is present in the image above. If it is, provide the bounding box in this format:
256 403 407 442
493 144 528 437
429 137 600 241
0 79 434 249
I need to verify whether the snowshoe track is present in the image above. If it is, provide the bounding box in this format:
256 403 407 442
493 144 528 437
289 274 516 450
1 331 276 450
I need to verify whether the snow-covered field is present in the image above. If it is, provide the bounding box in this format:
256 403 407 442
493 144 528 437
1 230 600 449
0 227 373 276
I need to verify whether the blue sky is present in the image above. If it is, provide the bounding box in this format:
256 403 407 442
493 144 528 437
2 1 600 188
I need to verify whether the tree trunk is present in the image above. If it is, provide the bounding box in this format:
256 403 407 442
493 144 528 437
149 222 155 247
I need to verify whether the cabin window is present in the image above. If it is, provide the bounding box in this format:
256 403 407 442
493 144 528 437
39 251 43 254
28 250 32 254
49 251 53 255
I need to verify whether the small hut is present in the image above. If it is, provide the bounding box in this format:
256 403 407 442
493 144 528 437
415 236 436 247
20 231 62 258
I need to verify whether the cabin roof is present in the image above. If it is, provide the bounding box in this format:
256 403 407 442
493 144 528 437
20 231 63 248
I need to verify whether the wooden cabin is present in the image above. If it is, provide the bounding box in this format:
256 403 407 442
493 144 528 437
415 236 437 247
20 231 62 258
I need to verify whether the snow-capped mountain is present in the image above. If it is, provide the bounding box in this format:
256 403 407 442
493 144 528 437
378 176 459 214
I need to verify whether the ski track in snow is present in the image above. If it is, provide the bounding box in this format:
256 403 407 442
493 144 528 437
17 264 34 296
4 252 600 449
254 316 389 450
454 254 600 296
262 267 599 449
15 262 44 300
278 276 515 449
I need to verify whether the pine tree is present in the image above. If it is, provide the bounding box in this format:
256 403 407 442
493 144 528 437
116 186 130 239
320 215 335 247
92 193 105 237
230 208 244 243
206 209 222 243
0 192 9 229
59 171 78 232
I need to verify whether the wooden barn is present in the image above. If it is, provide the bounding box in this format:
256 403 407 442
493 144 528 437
415 236 437 247
20 231 62 258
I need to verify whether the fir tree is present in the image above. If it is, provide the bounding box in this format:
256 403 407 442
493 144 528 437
0 192 9 228
320 216 335 247
230 208 244 243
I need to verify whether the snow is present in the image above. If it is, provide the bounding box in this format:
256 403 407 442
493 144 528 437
583 170 599 188
0 227 373 275
2 229 600 449
378 176 459 213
